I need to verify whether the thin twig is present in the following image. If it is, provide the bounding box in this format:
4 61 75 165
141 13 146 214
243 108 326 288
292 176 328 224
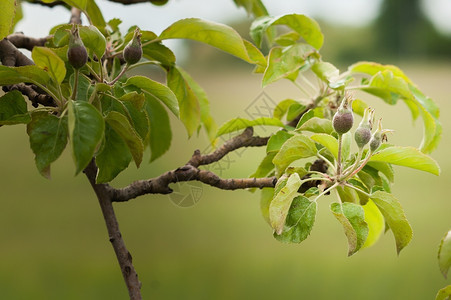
83 160 142 300
7 33 50 51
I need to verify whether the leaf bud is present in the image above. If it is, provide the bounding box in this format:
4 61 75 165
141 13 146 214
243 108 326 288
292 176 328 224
354 107 374 148
333 94 354 135
124 28 142 65
67 25 88 69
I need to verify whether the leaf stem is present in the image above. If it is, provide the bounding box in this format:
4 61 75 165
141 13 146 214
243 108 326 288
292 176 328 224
317 151 336 173
343 150 373 180
30 80 62 108
344 183 371 197
85 63 102 82
337 134 343 176
98 59 104 83
126 60 160 71
71 68 79 100
341 148 363 180
109 64 129 85
141 38 161 48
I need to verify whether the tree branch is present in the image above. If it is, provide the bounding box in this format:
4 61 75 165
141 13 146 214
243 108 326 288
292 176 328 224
7 33 49 51
188 127 269 167
0 38 34 66
108 127 275 202
0 38 57 107
70 7 82 25
84 160 142 300
2 84 56 107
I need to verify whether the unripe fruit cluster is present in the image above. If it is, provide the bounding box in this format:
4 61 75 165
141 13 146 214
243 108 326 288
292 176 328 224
332 96 391 152
332 95 354 135
124 28 143 65
354 107 374 149
67 25 88 69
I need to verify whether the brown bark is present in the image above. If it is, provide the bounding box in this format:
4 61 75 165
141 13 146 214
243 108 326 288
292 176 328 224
84 160 142 300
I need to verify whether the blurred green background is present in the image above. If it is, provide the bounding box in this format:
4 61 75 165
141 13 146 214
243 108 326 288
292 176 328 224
1 0 451 299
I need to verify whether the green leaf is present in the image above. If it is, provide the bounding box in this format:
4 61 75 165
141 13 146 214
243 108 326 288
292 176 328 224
370 191 413 254
286 103 305 121
272 134 317 176
0 65 51 87
312 61 340 86
296 117 334 134
250 152 276 178
417 104 441 154
311 133 338 159
126 75 179 117
242 39 266 66
233 0 268 17
272 14 324 49
342 131 351 161
122 100 149 143
27 112 68 178
95 124 132 183
52 24 106 59
362 70 411 105
366 161 395 183
352 99 368 117
260 187 274 225
435 285 451 300
216 117 283 137
270 173 302 235
250 14 323 49
84 0 106 28
262 44 316 87
105 111 144 168
274 195 317 243
350 64 441 153
144 94 172 162
349 61 413 83
362 199 385 249
68 100 104 175
336 185 359 204
438 229 451 279
0 0 16 40
331 202 369 256
274 31 301 46
296 108 314 128
71 72 92 102
0 91 30 125
177 67 217 142
12 0 22 31
273 99 298 120
160 18 260 64
80 25 106 59
166 67 200 137
369 146 440 175
266 130 293 153
142 42 176 67
43 0 106 28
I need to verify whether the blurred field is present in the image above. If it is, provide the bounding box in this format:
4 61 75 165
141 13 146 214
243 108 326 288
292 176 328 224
0 61 450 299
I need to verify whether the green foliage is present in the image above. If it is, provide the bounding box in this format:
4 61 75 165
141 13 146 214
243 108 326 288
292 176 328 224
0 1 442 258
244 13 441 255
330 202 368 256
